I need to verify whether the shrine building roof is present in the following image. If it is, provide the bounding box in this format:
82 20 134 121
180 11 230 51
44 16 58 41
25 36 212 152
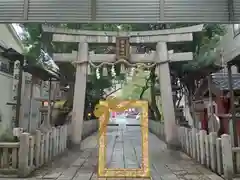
211 73 240 90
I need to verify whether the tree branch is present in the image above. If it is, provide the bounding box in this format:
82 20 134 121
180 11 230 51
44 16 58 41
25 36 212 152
149 67 161 121
133 83 148 88
139 76 151 99
104 87 122 98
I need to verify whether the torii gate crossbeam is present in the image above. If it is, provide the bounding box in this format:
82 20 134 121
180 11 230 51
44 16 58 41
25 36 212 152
45 24 203 149
0 0 238 23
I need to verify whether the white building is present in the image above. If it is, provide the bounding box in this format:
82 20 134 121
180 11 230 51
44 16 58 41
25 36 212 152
216 24 240 69
0 24 43 134
0 24 25 135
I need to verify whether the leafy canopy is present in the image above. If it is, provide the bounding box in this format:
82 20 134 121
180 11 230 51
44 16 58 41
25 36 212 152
21 23 226 102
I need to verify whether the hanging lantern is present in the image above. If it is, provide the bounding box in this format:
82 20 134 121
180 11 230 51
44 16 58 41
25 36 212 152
129 67 135 77
102 66 108 77
111 65 116 77
87 64 91 75
96 68 100 79
120 64 126 74
155 65 159 75
136 36 140 43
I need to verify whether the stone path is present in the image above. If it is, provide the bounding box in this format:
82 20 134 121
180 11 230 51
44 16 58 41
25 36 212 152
106 125 142 169
0 126 224 180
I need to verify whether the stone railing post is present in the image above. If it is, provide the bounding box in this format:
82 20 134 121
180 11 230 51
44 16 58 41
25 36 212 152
44 131 50 162
209 132 217 171
18 133 30 177
221 134 234 180
35 130 41 167
199 130 207 165
191 128 197 159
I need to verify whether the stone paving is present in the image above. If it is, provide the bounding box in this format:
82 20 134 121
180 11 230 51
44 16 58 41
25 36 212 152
0 125 224 180
106 125 142 169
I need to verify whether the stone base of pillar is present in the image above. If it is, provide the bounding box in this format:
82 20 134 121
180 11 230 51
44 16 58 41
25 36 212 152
166 140 180 150
67 139 81 150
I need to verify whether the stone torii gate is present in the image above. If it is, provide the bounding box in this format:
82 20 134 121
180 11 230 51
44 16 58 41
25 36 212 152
42 24 203 148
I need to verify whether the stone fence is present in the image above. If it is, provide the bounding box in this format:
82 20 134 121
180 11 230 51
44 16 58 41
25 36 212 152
148 120 165 140
81 120 98 138
148 120 234 180
0 119 98 178
178 127 234 180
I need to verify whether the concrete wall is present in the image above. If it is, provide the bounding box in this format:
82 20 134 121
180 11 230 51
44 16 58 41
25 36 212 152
82 120 98 138
20 75 42 132
148 120 165 140
0 70 13 133
0 24 24 54
67 119 98 143
0 24 43 133
0 24 24 135
0 64 42 134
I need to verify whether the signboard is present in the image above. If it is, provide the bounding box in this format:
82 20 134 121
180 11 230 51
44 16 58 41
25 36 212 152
116 37 130 61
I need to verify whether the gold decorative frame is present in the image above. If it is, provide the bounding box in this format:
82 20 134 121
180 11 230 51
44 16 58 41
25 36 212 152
98 100 150 178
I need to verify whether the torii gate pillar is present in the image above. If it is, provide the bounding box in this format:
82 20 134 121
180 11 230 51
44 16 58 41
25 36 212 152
43 24 204 148
71 42 88 145
156 42 178 148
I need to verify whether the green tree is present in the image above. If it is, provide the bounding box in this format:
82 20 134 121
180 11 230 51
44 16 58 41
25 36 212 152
170 25 226 127
22 23 226 125
120 67 150 100
21 23 134 123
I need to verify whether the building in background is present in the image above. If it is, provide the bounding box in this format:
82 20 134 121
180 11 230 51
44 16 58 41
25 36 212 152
0 24 25 135
0 24 44 134
216 24 240 67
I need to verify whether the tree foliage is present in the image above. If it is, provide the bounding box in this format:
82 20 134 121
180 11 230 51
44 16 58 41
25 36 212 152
180 25 225 74
120 68 151 100
119 66 162 120
21 23 226 122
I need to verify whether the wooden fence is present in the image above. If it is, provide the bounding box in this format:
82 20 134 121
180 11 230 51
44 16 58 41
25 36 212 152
178 126 234 180
0 119 98 177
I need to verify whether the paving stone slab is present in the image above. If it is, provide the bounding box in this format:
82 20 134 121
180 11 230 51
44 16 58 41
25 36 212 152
79 151 92 159
57 167 79 179
43 172 62 179
72 158 86 167
90 173 97 180
72 171 93 180
183 168 201 175
173 170 188 176
161 174 179 180
166 164 185 171
5 118 225 180
204 174 224 180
